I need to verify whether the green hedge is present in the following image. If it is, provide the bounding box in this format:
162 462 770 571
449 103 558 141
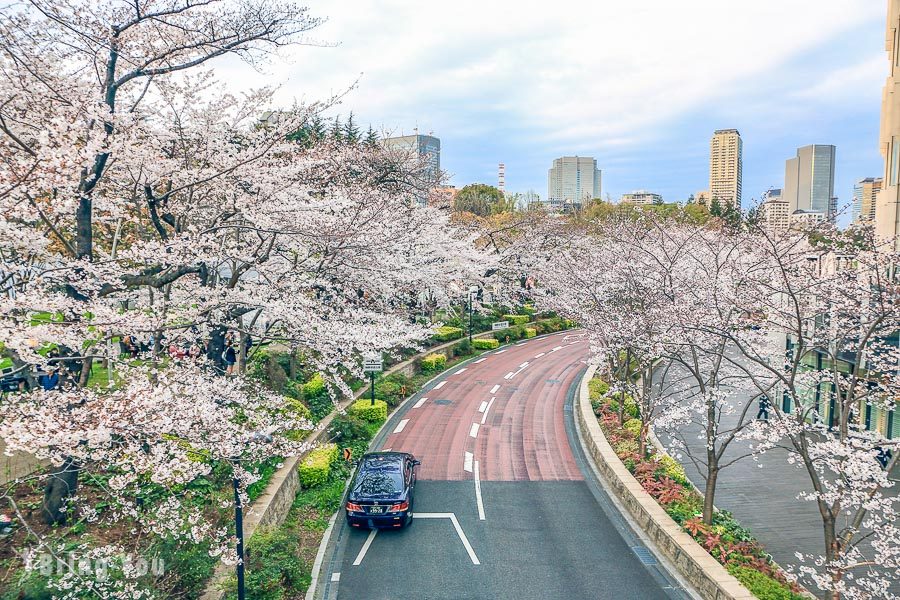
502 314 530 325
524 328 536 338
347 399 388 423
303 373 333 422
623 418 642 436
420 353 447 372
726 565 804 600
472 338 499 350
432 326 465 342
298 444 338 488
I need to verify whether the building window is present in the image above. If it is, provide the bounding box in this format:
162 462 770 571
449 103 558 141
893 139 900 186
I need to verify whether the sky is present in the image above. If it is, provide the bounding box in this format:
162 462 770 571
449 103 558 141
222 0 887 219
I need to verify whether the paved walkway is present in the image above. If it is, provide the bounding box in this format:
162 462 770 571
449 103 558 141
0 439 43 486
654 359 899 598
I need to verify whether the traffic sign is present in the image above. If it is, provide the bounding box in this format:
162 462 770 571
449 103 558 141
492 321 510 331
363 355 383 373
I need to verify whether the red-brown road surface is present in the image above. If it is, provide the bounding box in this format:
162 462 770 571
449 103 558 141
387 334 585 481
320 332 691 600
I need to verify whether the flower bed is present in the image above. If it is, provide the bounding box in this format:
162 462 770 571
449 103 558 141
589 378 804 600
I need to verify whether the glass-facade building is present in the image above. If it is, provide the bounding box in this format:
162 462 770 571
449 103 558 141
783 145 836 219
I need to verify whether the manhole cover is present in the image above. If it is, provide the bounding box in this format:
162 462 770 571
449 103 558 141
632 547 657 565
434 399 452 405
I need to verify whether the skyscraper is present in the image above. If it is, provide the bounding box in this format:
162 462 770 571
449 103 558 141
782 145 836 220
853 177 883 223
547 156 601 208
383 134 441 207
875 0 900 246
709 129 743 210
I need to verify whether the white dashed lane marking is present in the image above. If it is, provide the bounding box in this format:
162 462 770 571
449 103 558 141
480 397 495 425
469 423 480 438
412 397 428 409
464 452 474 472
433 381 447 390
393 419 409 434
353 530 377 566
454 368 467 375
473 358 487 364
490 384 501 394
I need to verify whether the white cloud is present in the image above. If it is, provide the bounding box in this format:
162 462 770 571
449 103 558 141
217 0 885 189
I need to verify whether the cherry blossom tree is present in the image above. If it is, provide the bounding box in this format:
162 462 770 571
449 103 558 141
719 222 900 598
0 1 489 595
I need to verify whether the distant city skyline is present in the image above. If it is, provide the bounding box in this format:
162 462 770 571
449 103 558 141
220 1 885 224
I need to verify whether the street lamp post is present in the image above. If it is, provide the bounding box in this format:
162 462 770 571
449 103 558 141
231 465 246 600
231 432 272 600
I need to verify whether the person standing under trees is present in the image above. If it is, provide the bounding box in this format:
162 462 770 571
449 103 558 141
223 337 237 375
756 394 770 422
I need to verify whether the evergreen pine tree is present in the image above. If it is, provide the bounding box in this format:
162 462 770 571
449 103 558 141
330 115 343 142
364 126 379 148
310 115 326 142
343 112 361 144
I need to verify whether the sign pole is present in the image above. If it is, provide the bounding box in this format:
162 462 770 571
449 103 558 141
370 371 376 406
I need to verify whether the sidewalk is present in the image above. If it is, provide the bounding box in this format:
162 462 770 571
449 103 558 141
0 439 44 486
655 361 899 598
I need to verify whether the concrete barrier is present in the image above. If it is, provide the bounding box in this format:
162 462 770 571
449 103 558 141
576 365 755 600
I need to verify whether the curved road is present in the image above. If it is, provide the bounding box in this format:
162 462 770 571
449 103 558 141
317 333 692 600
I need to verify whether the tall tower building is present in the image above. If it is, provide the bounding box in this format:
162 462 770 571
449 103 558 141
853 177 883 223
782 145 836 220
709 129 743 210
547 156 601 208
383 133 441 207
876 0 900 247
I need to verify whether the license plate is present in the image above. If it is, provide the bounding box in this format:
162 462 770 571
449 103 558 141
368 506 383 514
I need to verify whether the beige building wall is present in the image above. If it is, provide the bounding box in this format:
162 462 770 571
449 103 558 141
709 129 743 210
875 0 900 247
853 177 883 222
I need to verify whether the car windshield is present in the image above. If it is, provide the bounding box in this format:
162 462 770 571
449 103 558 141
353 464 404 497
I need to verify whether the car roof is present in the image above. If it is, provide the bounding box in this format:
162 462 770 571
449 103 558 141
360 452 409 467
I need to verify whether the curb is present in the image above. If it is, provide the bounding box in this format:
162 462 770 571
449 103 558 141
575 365 756 600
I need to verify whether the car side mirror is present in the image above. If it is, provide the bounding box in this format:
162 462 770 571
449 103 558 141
412 460 421 467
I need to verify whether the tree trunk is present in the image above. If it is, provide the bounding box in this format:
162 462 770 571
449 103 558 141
289 349 298 380
236 331 249 375
75 196 92 260
207 326 227 374
703 465 718 525
78 356 93 388
43 458 79 525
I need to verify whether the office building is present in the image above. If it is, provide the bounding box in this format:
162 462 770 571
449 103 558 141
760 189 790 234
547 156 602 208
853 178 883 223
876 0 900 247
709 129 743 210
620 191 663 205
384 134 441 205
782 145 836 220
693 190 711 206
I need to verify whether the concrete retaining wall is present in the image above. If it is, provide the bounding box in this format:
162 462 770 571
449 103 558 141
576 365 755 600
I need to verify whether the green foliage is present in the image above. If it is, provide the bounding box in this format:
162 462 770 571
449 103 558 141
502 314 530 325
726 566 804 600
302 374 333 422
298 444 338 488
453 338 472 357
327 414 372 453
281 397 312 441
432 326 465 342
713 511 756 544
347 399 388 423
623 418 642 437
655 455 689 486
241 527 307 600
613 439 639 457
472 338 499 350
623 395 639 419
453 183 510 216
420 353 447 372
374 378 405 407
247 457 283 501
151 537 218 598
523 327 536 338
588 379 610 400
664 494 704 525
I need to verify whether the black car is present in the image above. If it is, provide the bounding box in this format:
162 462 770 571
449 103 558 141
345 452 419 529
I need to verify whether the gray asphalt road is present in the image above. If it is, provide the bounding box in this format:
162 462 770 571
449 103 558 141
318 336 692 600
